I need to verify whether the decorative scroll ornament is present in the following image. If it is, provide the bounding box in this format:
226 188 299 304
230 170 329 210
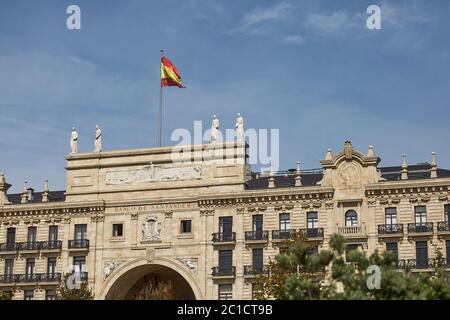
104 261 123 279
142 216 161 242
105 164 202 185
177 258 198 275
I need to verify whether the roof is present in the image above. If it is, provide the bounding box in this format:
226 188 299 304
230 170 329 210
6 190 66 205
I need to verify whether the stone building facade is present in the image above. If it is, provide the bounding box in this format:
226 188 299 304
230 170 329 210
1 140 450 300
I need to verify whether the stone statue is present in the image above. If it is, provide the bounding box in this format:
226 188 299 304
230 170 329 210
104 261 122 278
235 113 244 143
142 216 161 242
70 128 78 154
211 115 220 143
95 125 102 152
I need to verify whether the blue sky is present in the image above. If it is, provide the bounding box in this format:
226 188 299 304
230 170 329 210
1 0 450 192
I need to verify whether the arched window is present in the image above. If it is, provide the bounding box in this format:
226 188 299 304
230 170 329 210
345 210 358 227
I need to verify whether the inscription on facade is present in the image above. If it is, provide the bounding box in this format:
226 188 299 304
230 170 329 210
113 202 195 213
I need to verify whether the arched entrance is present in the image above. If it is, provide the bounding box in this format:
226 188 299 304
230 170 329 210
101 258 201 300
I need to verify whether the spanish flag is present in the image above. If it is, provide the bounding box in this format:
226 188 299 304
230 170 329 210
161 55 185 88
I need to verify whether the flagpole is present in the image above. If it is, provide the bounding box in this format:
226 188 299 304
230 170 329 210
158 49 164 147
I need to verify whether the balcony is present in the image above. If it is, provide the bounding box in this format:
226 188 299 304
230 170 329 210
397 259 438 270
407 223 433 236
0 273 62 285
298 228 324 241
16 242 40 252
272 229 296 243
244 231 268 244
437 222 450 235
337 225 367 240
68 239 90 251
211 267 236 279
211 233 236 245
0 243 17 254
378 224 404 238
40 241 63 252
243 265 269 277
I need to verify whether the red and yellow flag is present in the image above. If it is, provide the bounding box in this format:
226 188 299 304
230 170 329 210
161 56 185 88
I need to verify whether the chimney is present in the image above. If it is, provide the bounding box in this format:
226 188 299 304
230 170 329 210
42 180 50 203
401 154 408 180
21 181 29 204
431 152 437 178
295 161 302 187
0 173 11 205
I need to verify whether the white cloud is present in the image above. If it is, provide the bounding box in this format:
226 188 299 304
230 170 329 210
229 2 292 35
281 35 305 45
305 10 361 33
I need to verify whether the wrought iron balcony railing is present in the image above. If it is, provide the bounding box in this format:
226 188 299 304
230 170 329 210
68 239 90 249
272 229 296 240
211 266 236 277
0 243 17 252
396 259 445 269
0 273 62 284
407 223 433 234
40 241 63 250
243 265 268 276
299 228 324 239
211 232 236 243
378 224 404 235
437 222 450 233
16 242 40 251
244 231 268 241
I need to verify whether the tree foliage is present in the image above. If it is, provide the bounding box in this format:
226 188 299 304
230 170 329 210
255 234 450 300
0 290 12 300
56 274 93 300
134 278 175 300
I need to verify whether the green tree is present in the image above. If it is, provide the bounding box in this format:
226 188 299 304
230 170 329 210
256 233 450 300
56 274 93 300
0 290 12 300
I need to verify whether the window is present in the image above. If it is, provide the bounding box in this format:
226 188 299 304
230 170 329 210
415 206 427 224
445 205 450 223
112 223 124 237
345 210 358 227
27 226 37 243
180 220 192 233
73 256 86 273
252 248 263 271
345 244 359 262
308 246 319 256
218 284 232 300
218 250 232 272
446 240 450 266
26 258 35 278
47 257 57 275
74 224 87 240
6 228 15 250
252 215 263 233
4 259 13 279
219 217 233 235
279 213 290 231
279 247 289 255
307 212 318 229
46 290 56 301
385 208 397 225
24 290 34 301
49 225 58 242
386 242 399 260
416 241 428 267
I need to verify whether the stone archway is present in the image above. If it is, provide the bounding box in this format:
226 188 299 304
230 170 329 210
100 258 202 300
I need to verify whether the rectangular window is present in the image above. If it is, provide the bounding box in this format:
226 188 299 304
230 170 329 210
385 208 397 225
47 257 57 275
26 258 35 275
49 225 58 242
415 206 427 224
446 240 450 266
180 220 192 233
279 213 291 231
45 290 56 301
219 217 233 235
386 242 399 260
74 224 87 240
24 290 34 301
4 259 14 276
416 241 428 267
218 284 232 300
27 226 37 243
218 250 232 272
307 212 318 229
112 223 124 237
252 248 263 271
345 244 359 262
252 215 263 233
6 228 15 249
445 204 450 223
73 256 86 273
